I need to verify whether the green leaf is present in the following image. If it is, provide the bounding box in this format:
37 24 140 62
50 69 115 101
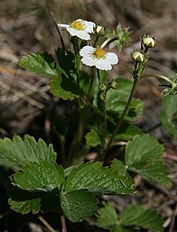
19 52 58 78
112 226 133 232
55 48 76 77
0 135 56 168
11 160 64 191
120 204 164 232
161 95 177 139
8 198 41 214
8 185 61 214
85 129 101 147
60 190 99 222
115 121 143 141
49 75 80 100
106 78 143 120
95 202 117 229
125 134 171 187
64 161 134 195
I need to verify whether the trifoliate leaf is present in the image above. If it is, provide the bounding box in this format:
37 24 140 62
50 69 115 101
120 205 164 232
0 135 56 168
60 189 99 222
125 134 171 187
11 160 64 191
8 198 41 214
161 95 177 139
64 161 134 195
95 202 117 229
19 52 58 78
49 75 80 100
85 129 101 147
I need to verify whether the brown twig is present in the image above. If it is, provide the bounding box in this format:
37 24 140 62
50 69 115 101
169 203 177 232
38 215 57 232
45 0 66 52
163 152 177 162
60 214 67 232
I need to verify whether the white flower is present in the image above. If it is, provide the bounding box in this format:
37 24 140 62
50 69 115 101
79 46 118 71
58 19 95 40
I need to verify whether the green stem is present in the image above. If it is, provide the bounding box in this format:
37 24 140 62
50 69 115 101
97 68 101 84
86 68 95 102
103 78 139 158
72 37 81 90
141 73 174 86
103 94 107 147
144 122 162 133
67 105 85 165
101 37 118 48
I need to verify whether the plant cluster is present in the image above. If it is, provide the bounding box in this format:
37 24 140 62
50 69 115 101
0 18 177 232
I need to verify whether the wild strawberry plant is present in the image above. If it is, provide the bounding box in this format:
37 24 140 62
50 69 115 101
0 18 177 232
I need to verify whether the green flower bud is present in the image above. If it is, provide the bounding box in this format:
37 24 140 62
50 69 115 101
99 83 107 92
131 51 145 63
110 81 118 89
142 37 156 48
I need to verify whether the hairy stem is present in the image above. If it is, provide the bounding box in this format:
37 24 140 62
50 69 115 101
141 73 174 86
103 78 139 158
103 94 107 147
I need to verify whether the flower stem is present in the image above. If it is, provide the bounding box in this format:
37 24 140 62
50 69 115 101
103 94 107 147
72 37 81 90
141 73 174 86
103 78 139 158
86 68 95 102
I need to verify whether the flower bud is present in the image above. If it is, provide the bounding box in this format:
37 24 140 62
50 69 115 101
99 83 107 92
142 37 156 48
131 51 145 63
110 81 118 89
96 25 105 35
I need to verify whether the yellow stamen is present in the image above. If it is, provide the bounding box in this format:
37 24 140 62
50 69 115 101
93 48 106 59
71 20 85 30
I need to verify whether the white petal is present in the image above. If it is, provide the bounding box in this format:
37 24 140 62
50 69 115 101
74 31 90 40
106 53 119 65
67 28 90 40
95 59 112 71
85 21 96 33
79 46 95 57
81 56 96 66
58 23 69 28
66 27 78 36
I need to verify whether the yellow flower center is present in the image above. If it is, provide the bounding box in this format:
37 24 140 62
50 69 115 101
93 48 106 59
71 20 85 30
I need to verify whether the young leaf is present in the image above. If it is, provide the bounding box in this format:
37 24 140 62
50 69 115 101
11 160 64 191
19 52 58 78
8 198 41 214
95 202 117 229
60 189 99 222
0 135 56 167
120 204 164 232
161 95 177 139
64 161 134 195
49 75 80 100
85 129 101 147
125 134 171 187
